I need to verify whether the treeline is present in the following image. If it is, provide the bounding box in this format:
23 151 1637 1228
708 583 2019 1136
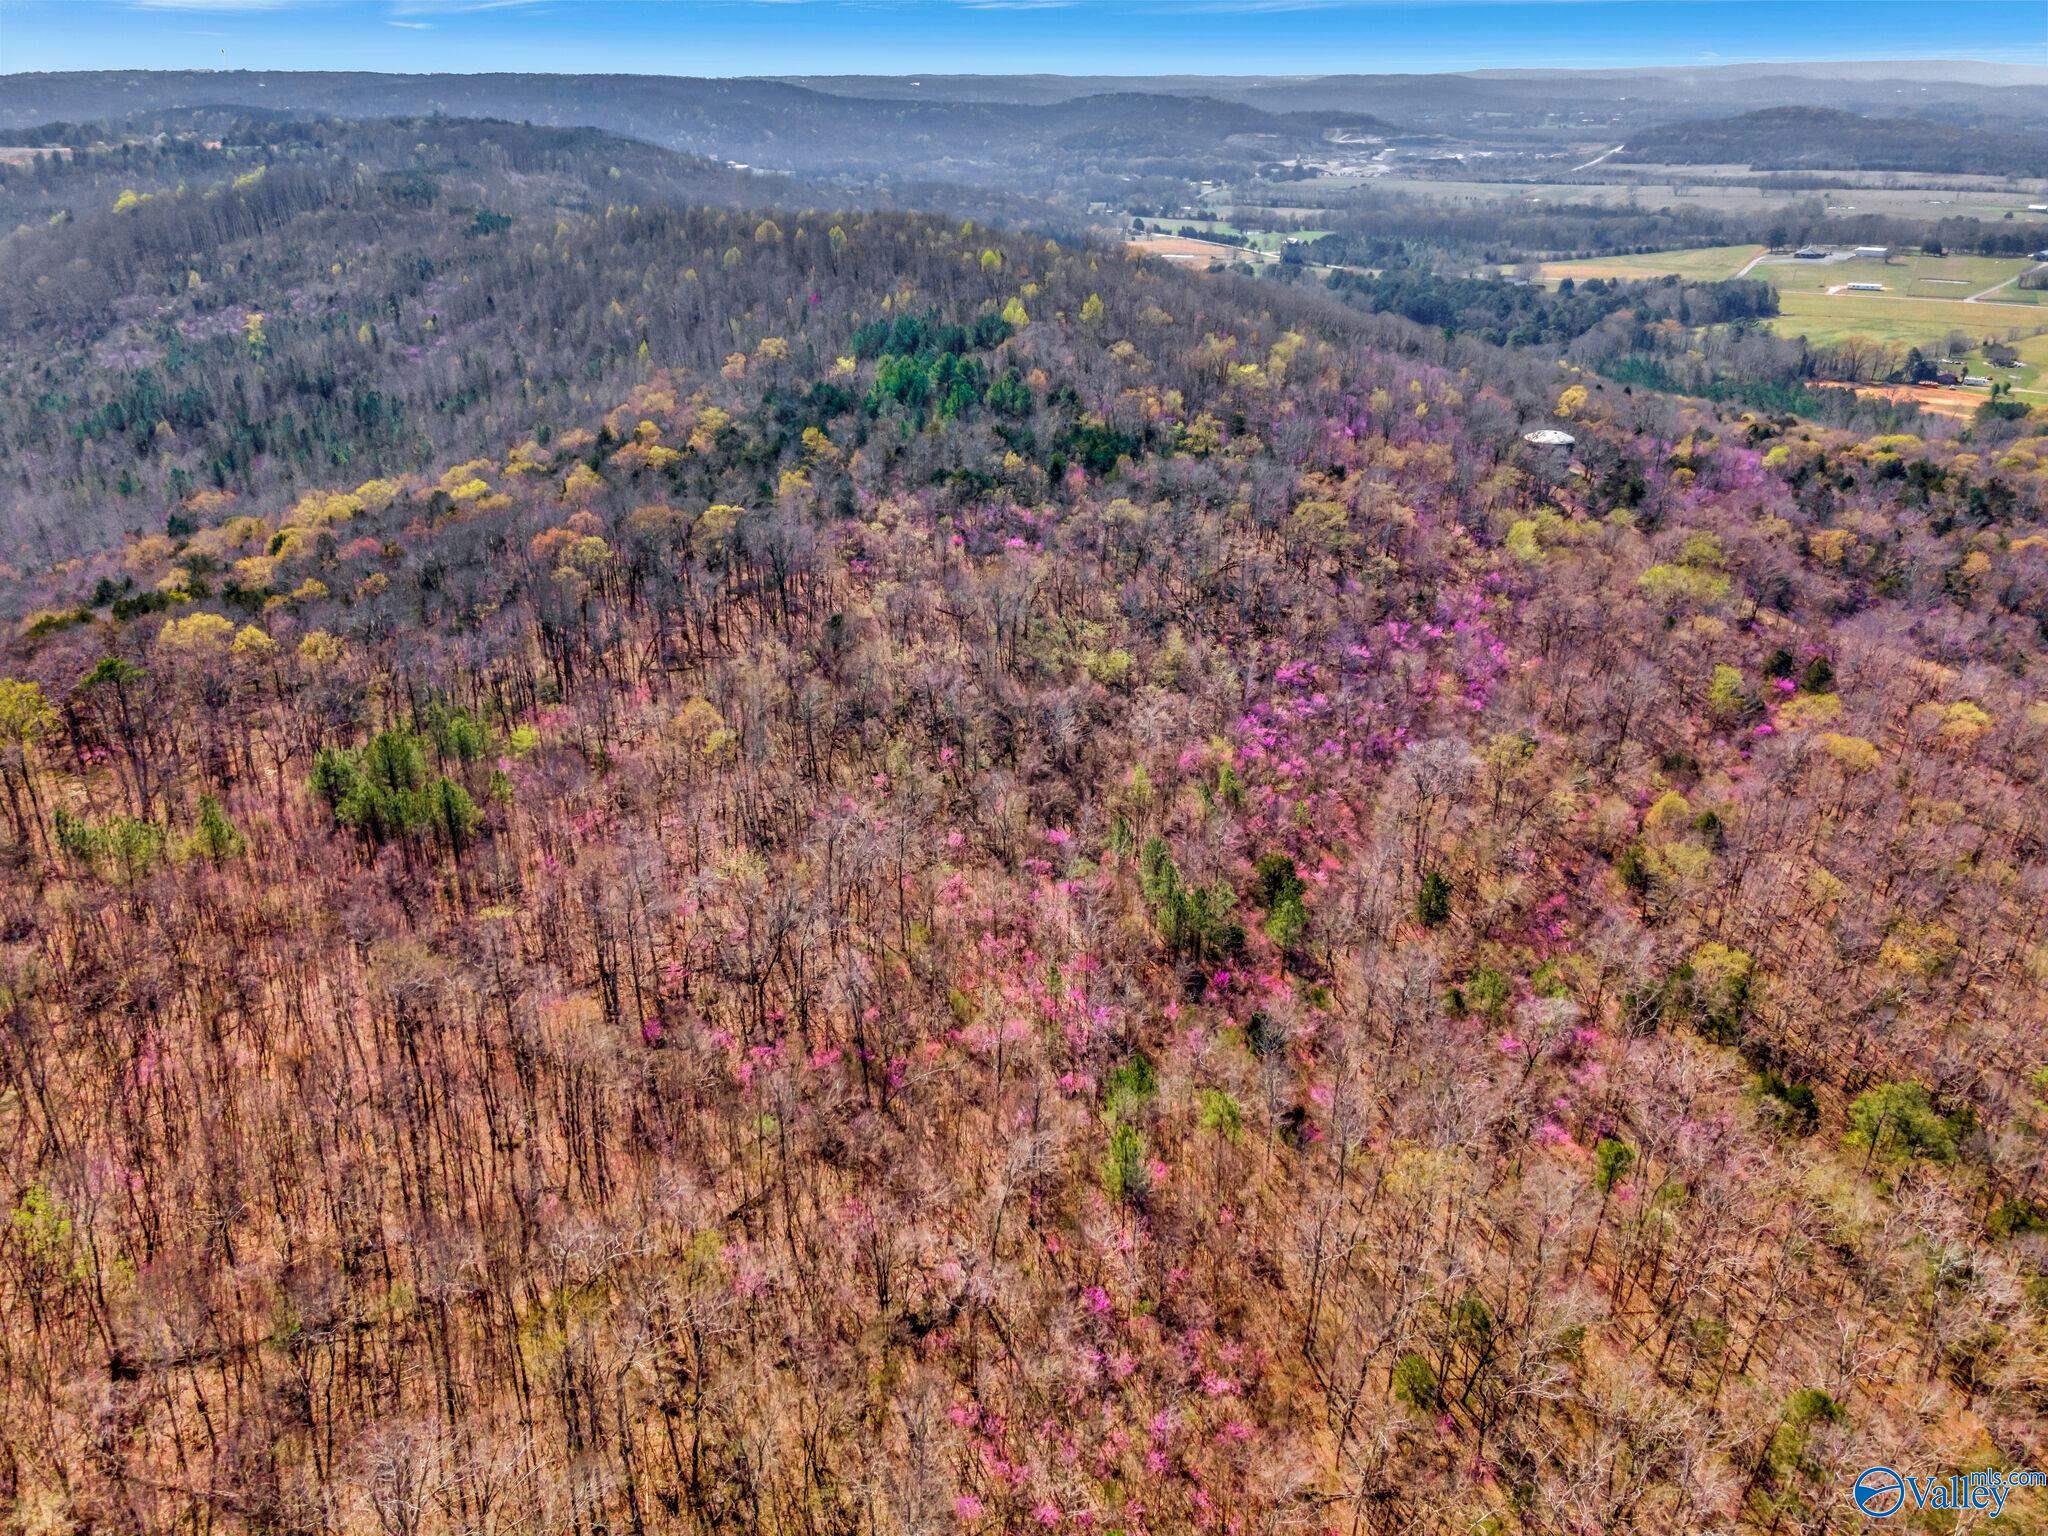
1302 194 1742 266
1622 105 2048 179
1323 268 1778 348
1313 268 1917 419
1296 190 2048 269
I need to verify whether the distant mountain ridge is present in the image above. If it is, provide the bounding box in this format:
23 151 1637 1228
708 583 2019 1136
0 72 1396 177
4 66 2042 161
781 64 2048 126
1619 104 2048 177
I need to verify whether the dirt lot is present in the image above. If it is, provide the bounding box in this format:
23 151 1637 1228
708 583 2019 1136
1124 234 1263 268
1812 381 1995 421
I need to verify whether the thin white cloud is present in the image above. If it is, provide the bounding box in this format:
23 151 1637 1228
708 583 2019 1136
389 0 553 13
1138 0 1352 12
131 0 302 11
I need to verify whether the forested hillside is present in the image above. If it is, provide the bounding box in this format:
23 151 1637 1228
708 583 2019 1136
11 65 2044 147
0 114 1061 571
2 110 2048 1536
0 74 1376 190
1620 106 2048 178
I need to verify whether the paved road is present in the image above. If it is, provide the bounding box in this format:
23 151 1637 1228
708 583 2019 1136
1964 267 2047 303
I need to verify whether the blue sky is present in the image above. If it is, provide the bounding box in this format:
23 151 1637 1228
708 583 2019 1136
2 0 2042 76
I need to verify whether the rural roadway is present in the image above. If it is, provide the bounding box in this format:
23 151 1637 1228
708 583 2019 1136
1964 272 2033 303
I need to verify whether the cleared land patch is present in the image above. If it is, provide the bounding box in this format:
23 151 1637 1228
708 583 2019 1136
1124 233 1259 268
1537 244 1764 284
1811 381 2017 422
1154 218 1331 254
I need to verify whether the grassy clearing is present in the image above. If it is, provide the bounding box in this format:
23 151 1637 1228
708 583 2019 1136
1538 244 1764 284
1880 253 2042 300
1143 218 1329 254
1749 253 2046 304
1763 289 2047 350
2008 331 2048 397
1759 290 2047 397
1244 229 1330 253
1151 217 1243 236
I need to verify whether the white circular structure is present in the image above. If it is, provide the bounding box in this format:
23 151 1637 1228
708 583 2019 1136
1523 429 1576 448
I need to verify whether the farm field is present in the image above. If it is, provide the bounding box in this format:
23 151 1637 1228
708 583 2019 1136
1344 174 2048 222
1534 247 2048 302
1763 288 2046 350
1247 228 1329 253
1762 289 2047 398
1750 252 2046 302
1154 217 1331 252
1123 232 1258 267
1618 165 2048 217
1876 252 2046 301
1810 381 1993 422
1537 243 1764 283
2009 330 2048 398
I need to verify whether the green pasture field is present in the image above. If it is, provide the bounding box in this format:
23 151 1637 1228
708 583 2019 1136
2008 332 2048 397
1537 244 1764 284
1763 288 2048 351
1878 253 2043 300
1748 253 2045 303
1149 217 1330 253
1245 229 1331 252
